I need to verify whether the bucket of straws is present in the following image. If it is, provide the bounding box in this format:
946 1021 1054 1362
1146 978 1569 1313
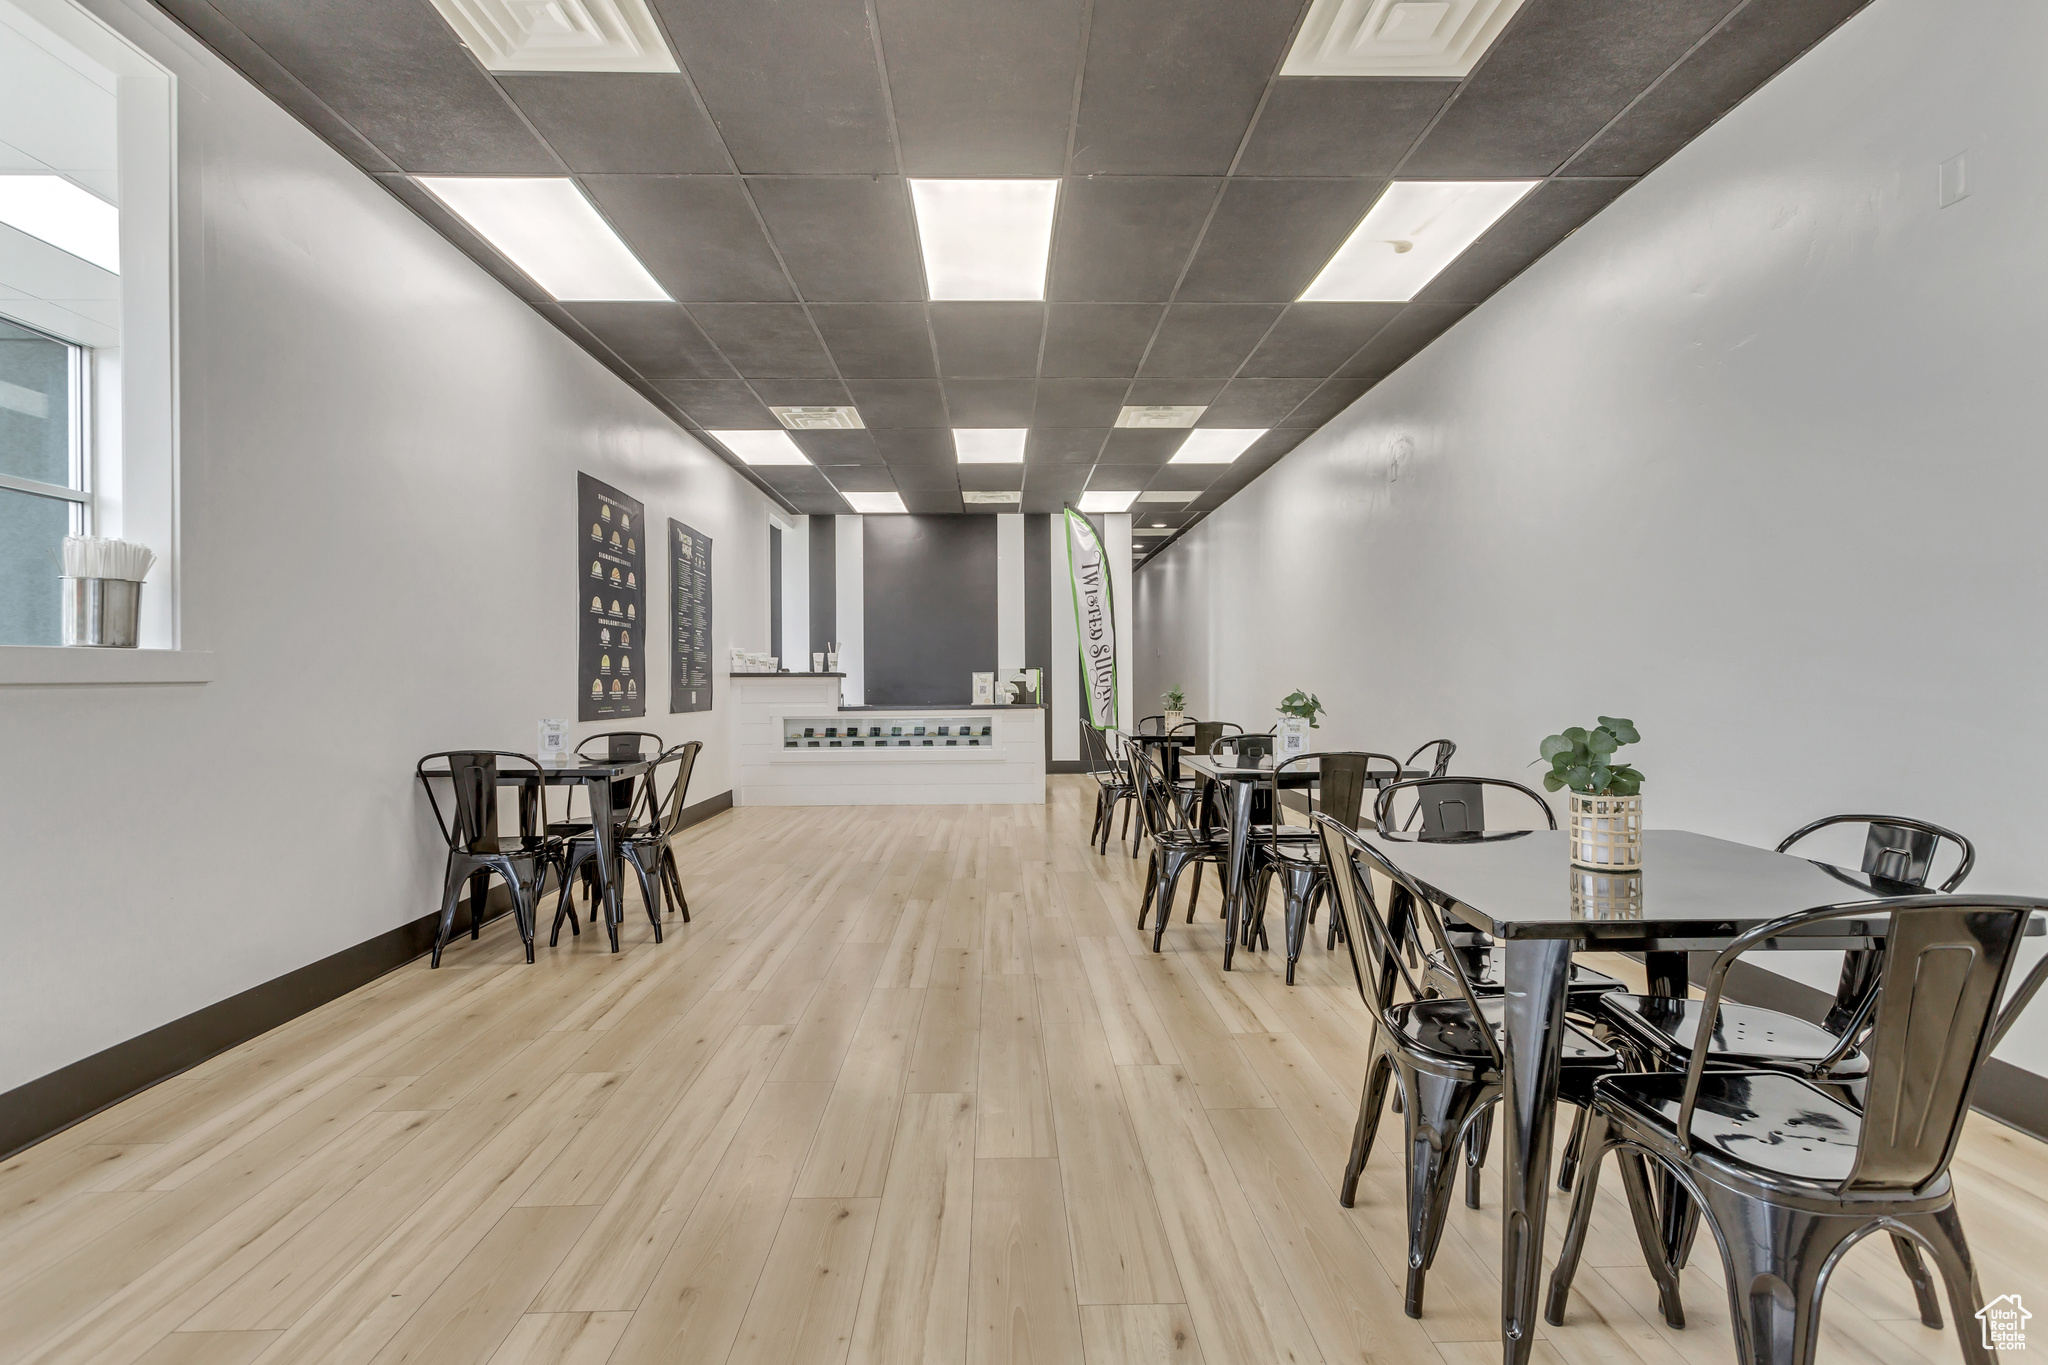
60 537 155 647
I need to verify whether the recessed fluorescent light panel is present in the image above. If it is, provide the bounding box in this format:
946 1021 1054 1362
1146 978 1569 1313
908 179 1059 301
773 405 863 430
844 491 908 514
0 176 119 273
1171 429 1266 464
416 177 668 301
962 491 1022 503
711 430 810 465
1115 406 1205 429
1301 179 1537 302
1078 491 1138 513
952 429 1028 463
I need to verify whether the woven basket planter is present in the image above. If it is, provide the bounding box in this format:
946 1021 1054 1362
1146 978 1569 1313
1569 791 1643 870
1570 869 1644 919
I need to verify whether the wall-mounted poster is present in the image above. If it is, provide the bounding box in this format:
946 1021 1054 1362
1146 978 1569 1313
577 473 646 722
670 518 713 713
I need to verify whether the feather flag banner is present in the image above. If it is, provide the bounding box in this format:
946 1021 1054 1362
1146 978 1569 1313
1063 507 1119 731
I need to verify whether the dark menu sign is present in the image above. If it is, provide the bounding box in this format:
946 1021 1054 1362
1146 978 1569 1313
577 473 646 722
670 517 713 713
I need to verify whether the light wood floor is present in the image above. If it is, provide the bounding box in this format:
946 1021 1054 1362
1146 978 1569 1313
4 777 2044 1365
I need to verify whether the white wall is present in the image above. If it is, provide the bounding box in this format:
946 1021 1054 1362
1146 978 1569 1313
0 0 778 1094
1134 0 2048 1076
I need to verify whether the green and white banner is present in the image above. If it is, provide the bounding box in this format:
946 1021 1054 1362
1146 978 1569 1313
1063 507 1119 730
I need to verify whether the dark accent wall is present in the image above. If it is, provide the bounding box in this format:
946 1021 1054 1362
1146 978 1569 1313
768 524 782 655
808 515 836 659
863 514 998 705
1026 513 1052 759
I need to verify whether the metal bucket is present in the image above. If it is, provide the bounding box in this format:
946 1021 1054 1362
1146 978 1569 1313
61 577 143 647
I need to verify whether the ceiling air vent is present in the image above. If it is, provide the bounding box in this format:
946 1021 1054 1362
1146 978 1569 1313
1281 0 1527 78
773 405 865 431
962 491 1022 504
427 0 678 72
1115 406 1205 429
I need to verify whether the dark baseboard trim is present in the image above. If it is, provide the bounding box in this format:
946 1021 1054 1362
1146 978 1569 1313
0 789 735 1161
1626 951 2048 1143
1048 760 1092 775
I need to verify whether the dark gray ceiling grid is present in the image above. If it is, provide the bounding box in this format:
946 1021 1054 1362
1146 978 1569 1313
151 0 1872 559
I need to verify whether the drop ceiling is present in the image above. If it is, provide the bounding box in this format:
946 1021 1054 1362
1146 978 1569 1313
149 0 1870 561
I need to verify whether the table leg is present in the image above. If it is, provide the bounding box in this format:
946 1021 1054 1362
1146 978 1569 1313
1222 777 1255 971
588 779 622 953
1499 938 1572 1365
1644 951 1689 998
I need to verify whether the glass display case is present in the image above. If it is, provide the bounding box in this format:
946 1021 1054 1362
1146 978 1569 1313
782 715 996 749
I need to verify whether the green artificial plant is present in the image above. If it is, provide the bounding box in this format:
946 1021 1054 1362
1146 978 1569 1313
1536 717 1643 795
1163 685 1187 712
1277 690 1324 729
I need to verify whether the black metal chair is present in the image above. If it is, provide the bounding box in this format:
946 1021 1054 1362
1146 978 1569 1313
1082 725 1136 856
1247 752 1403 983
1315 814 1624 1318
1405 738 1456 778
1546 895 2044 1365
1133 740 1231 951
553 740 700 945
546 731 668 893
416 751 558 966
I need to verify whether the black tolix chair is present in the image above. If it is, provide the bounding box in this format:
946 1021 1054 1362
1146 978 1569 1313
416 751 559 966
1246 751 1402 984
1134 739 1230 950
554 740 700 945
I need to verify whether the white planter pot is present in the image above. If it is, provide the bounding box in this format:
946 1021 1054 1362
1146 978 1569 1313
1162 710 1184 731
1276 716 1313 761
1569 791 1643 871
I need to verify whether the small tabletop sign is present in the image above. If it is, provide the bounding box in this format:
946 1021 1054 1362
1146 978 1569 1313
538 719 568 767
972 672 994 705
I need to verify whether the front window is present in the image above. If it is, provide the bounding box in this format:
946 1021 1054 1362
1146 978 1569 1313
0 316 88 644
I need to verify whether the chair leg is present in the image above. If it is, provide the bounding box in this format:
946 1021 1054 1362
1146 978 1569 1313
625 846 663 943
1889 1233 1944 1331
1558 1105 1590 1193
1464 1103 1494 1209
1138 853 1159 930
468 870 489 939
662 847 690 922
506 864 536 964
1186 861 1203 921
1701 1182 1851 1365
1615 1150 1687 1329
552 849 586 946
1545 1112 1611 1325
1340 1052 1395 1208
430 861 467 968
1402 1072 1494 1318
1152 853 1192 952
1091 789 1109 853
1284 871 1309 985
1903 1204 1993 1365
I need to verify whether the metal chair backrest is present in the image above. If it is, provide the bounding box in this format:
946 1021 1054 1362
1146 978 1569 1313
647 740 703 838
1136 714 1165 735
1677 895 2040 1194
1776 813 1975 894
1183 720 1237 756
1081 724 1118 781
1405 739 1457 778
578 730 665 762
1375 776 1556 839
1221 731 1274 762
1272 752 1403 835
1129 738 1191 842
417 750 542 854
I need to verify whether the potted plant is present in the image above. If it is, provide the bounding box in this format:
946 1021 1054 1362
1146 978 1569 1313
1162 686 1187 731
1276 689 1323 761
1537 717 1644 870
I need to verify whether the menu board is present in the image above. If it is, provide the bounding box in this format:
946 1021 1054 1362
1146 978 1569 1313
669 517 713 713
577 473 646 722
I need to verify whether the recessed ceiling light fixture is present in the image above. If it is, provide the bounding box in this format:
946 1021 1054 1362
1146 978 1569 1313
844 491 908 514
1301 179 1537 302
952 429 1028 463
1171 429 1266 464
711 430 810 465
773 405 863 430
1115 405 1206 429
1078 491 1138 513
0 176 119 273
416 176 668 301
963 490 1022 503
908 179 1059 301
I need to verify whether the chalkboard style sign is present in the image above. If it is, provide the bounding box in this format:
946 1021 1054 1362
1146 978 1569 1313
577 473 646 722
670 518 713 713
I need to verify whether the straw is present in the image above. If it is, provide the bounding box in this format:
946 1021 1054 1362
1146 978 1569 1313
62 536 156 582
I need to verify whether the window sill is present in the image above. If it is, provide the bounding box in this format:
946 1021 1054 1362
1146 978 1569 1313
0 646 214 686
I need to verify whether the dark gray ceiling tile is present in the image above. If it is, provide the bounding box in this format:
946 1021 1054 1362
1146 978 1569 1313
929 304 1045 378
1238 302 1402 377
1027 428 1109 464
1100 429 1185 464
204 0 555 173
958 465 1025 492
1138 304 1284 377
1021 489 1082 514
1176 180 1383 303
1033 379 1130 427
1277 378 1373 428
651 0 895 172
752 464 841 497
875 0 1085 173
1048 177 1220 302
810 304 936 379
1071 0 1304 174
903 490 966 513
1401 0 1740 178
1087 464 1156 490
750 378 855 406
582 176 793 301
790 430 881 463
688 304 835 377
1247 427 1311 458
498 75 727 173
1139 465 1220 491
747 178 925 301
1199 378 1321 426
1414 179 1633 304
943 380 1037 426
654 380 777 427
1336 302 1472 380
819 465 897 491
1569 0 1871 177
1040 305 1163 378
561 303 734 380
845 380 950 427
1236 79 1458 177
873 428 956 471
1124 378 1225 406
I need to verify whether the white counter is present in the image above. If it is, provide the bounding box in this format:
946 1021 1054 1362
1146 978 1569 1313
730 672 1046 806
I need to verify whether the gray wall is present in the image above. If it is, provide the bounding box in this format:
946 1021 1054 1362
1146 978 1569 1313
862 514 999 706
0 0 777 1095
1133 0 2048 1079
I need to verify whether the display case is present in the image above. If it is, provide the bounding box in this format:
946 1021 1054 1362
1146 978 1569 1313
782 715 997 749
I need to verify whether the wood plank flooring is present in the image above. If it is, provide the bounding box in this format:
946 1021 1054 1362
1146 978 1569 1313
3 777 2042 1365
